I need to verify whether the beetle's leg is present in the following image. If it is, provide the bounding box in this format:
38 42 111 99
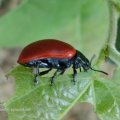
34 64 40 85
59 70 65 75
39 68 52 76
82 66 87 72
72 67 77 84
79 67 81 72
50 69 60 86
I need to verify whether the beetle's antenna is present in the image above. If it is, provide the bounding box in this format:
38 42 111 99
90 54 96 64
90 54 108 75
90 67 108 75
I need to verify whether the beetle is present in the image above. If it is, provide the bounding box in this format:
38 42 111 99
17 39 108 85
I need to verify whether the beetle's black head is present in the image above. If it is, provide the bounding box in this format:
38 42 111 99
74 50 90 71
75 50 108 75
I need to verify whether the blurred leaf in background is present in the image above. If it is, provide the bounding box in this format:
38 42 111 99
0 0 109 58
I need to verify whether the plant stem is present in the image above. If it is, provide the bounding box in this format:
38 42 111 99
107 1 120 66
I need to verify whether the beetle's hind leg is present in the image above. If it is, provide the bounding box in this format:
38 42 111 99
59 69 66 76
34 64 40 85
39 68 52 76
72 66 77 85
79 67 81 72
50 69 61 86
50 68 66 86
34 67 52 85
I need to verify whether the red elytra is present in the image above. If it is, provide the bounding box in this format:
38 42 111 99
18 39 76 64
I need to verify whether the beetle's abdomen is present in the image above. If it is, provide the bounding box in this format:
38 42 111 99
18 39 76 64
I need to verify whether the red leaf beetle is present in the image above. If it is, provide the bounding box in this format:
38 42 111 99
17 39 108 85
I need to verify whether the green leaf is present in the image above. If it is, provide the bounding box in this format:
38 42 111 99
4 66 120 120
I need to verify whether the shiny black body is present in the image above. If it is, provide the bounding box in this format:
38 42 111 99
23 50 107 85
23 50 91 85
